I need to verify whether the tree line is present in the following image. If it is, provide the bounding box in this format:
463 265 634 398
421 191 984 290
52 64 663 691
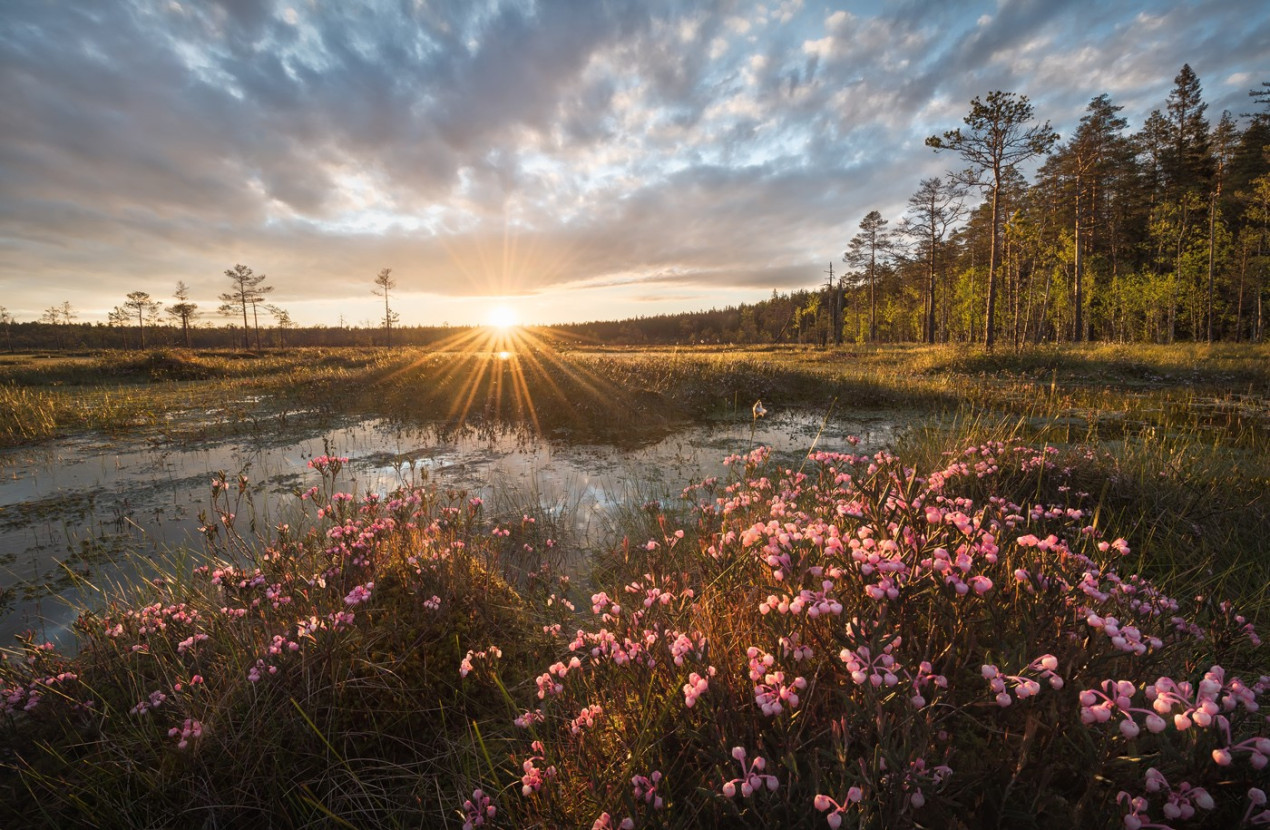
0 265 404 352
573 68 1270 348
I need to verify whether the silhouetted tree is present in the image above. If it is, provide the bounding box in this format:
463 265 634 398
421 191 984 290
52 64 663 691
220 265 270 349
373 268 399 346
123 291 161 349
0 306 11 353
267 304 294 348
166 281 199 348
42 301 76 349
107 306 130 349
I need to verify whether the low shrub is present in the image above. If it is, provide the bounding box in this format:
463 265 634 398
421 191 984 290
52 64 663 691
1 441 1266 828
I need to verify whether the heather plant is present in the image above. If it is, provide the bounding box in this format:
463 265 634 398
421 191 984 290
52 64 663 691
1 438 1267 828
470 440 1267 828
1 455 551 825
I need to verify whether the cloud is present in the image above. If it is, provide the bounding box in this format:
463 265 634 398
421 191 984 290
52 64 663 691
0 0 1266 324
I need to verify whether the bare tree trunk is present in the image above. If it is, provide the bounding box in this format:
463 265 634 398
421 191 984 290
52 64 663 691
1235 243 1246 342
984 182 1000 350
926 227 937 344
1074 176 1083 342
1037 270 1051 345
1207 197 1216 342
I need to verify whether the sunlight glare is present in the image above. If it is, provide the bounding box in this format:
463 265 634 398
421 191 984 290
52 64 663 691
487 304 519 330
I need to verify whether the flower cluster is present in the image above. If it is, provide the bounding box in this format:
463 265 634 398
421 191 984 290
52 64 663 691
520 740 557 796
461 789 496 830
814 788 863 828
982 654 1063 707
167 717 203 749
721 746 779 798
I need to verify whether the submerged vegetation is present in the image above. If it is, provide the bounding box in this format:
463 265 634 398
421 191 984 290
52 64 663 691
0 342 1267 827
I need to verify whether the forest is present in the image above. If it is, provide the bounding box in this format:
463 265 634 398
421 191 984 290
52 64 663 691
3 66 1268 352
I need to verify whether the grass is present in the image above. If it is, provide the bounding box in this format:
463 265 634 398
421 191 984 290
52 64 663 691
1 342 1267 827
3 341 1268 448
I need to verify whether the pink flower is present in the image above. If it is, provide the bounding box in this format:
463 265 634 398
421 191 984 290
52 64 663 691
462 788 496 830
632 771 664 810
683 672 709 708
722 747 779 798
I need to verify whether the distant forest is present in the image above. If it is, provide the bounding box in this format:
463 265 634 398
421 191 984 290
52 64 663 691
4 66 1268 352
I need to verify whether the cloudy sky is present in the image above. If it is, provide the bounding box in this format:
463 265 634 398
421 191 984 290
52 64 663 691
2 0 1267 327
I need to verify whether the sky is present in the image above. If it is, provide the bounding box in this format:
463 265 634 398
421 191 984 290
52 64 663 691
2 0 1268 328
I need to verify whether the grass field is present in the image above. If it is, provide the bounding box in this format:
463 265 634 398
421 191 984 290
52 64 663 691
3 341 1267 445
1 342 1268 828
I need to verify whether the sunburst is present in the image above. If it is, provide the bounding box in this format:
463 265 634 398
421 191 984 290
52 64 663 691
374 318 614 435
486 304 518 331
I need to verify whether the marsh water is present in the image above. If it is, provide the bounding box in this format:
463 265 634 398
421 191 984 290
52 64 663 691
0 408 906 648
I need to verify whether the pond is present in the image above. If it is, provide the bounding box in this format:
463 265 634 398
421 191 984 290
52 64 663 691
0 407 906 648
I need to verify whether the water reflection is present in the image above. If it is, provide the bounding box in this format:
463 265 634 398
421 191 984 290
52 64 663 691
0 410 904 646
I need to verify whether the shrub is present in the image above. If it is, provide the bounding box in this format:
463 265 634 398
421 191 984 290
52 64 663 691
2 441 1266 829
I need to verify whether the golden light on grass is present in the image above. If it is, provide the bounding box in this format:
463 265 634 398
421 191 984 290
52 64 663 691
369 313 616 435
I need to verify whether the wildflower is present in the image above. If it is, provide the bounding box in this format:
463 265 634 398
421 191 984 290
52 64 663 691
343 582 374 606
1245 789 1270 826
520 741 557 796
632 771 665 810
722 746 778 798
752 400 767 419
462 789 496 830
570 703 603 735
814 788 863 828
514 708 544 728
683 671 709 708
167 717 203 749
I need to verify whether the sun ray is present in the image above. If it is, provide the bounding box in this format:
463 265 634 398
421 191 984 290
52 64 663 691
363 317 641 441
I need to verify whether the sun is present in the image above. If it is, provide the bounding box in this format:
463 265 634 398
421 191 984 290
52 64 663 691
486 304 519 330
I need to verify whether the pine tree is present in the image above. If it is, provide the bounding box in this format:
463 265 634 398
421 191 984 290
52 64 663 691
845 211 897 343
166 281 199 348
123 291 162 349
219 265 270 349
901 178 967 343
373 268 399 346
927 91 1058 349
1163 64 1213 200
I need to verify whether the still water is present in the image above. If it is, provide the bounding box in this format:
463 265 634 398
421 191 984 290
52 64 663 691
0 409 903 647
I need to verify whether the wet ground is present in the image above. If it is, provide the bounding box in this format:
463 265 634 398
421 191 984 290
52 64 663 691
0 406 905 647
